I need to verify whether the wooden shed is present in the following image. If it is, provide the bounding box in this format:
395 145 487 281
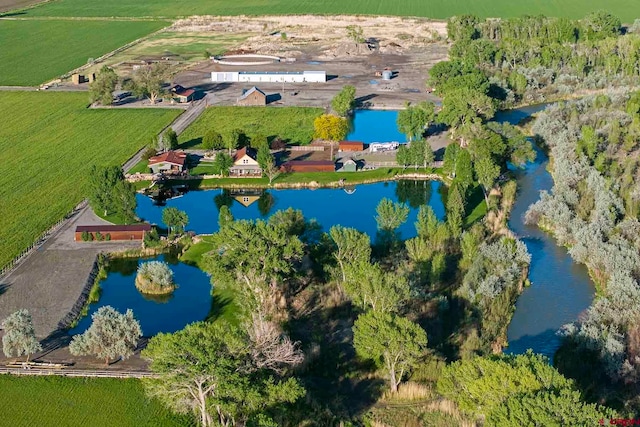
339 141 364 152
280 160 335 173
75 224 152 241
237 86 267 106
337 158 358 172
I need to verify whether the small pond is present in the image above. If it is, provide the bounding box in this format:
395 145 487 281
346 110 406 143
70 255 212 337
137 181 446 238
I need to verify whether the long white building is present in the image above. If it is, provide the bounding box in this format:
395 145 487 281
211 70 326 83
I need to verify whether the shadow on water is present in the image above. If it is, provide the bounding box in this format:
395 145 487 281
504 328 561 359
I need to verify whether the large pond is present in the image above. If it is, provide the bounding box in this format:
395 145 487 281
137 180 446 238
70 255 212 337
346 110 407 143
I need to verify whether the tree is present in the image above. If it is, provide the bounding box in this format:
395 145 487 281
442 143 461 178
447 182 466 236
353 311 427 392
375 198 410 231
202 130 224 150
225 128 245 155
251 133 269 150
396 145 411 169
407 139 435 169
331 85 357 116
162 207 189 236
454 148 474 191
246 314 304 374
257 145 274 172
438 87 496 141
69 306 141 366
474 155 500 205
212 152 233 176
131 63 171 104
313 114 349 141
143 321 304 427
112 180 137 224
396 101 436 141
261 153 280 185
89 66 118 105
2 309 41 362
329 226 371 283
582 10 621 40
162 128 179 151
87 165 124 216
343 261 410 313
346 25 365 43
446 15 480 41
218 205 234 229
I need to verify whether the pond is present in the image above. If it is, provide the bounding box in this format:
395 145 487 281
136 180 446 239
346 110 406 143
70 255 212 337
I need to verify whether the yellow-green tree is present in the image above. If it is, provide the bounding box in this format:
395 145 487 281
313 114 349 141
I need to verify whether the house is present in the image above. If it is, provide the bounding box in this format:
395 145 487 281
148 151 187 174
280 160 335 173
337 158 358 172
230 147 262 177
75 224 152 241
339 141 364 152
212 70 327 83
230 189 262 207
171 85 195 103
237 87 267 106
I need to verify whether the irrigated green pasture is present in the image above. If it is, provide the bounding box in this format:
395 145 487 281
0 92 180 269
179 106 323 148
0 375 192 426
0 20 167 86
18 0 640 20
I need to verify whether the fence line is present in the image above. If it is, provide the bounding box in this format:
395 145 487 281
0 367 156 379
289 146 325 151
0 200 88 280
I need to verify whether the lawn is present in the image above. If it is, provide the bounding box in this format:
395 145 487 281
178 106 323 149
0 375 192 426
0 91 180 269
16 0 640 20
0 19 167 86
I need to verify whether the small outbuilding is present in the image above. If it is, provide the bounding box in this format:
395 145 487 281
148 151 187 174
339 141 364 152
75 224 152 241
237 86 267 106
337 158 358 172
280 160 335 173
171 85 195 103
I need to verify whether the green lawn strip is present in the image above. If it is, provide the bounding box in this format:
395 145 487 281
0 91 180 269
464 184 488 226
178 106 323 149
0 19 168 86
18 0 639 20
0 376 192 426
128 159 151 174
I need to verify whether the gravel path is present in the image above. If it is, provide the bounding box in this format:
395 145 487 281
0 206 139 338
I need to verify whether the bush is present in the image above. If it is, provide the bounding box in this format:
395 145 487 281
95 231 103 241
142 146 157 161
135 261 176 295
143 228 161 248
81 231 90 241
105 233 111 241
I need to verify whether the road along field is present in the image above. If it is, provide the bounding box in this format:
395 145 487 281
0 19 168 86
178 106 323 148
17 0 640 20
0 91 181 270
0 375 192 426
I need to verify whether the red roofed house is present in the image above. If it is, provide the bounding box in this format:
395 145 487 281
148 150 187 174
230 147 262 177
339 141 364 152
75 224 152 241
171 85 195 103
280 160 335 173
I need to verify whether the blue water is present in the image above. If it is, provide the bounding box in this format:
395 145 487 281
346 110 407 143
137 181 445 239
70 255 212 337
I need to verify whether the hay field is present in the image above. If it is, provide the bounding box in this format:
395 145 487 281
0 92 180 269
0 375 192 426
179 106 323 148
19 0 640 20
0 20 167 86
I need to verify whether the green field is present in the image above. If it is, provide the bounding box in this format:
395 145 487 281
16 0 640 20
0 92 180 269
179 106 323 149
0 19 167 86
0 375 192 426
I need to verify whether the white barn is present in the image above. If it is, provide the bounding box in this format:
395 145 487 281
211 70 326 83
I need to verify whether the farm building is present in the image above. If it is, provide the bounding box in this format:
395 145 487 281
74 224 152 241
230 147 262 176
339 141 364 152
237 87 267 106
148 151 187 174
171 85 195 103
369 142 399 152
212 71 326 83
281 160 335 173
337 158 358 172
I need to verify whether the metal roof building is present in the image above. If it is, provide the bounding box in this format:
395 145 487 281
212 70 326 83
